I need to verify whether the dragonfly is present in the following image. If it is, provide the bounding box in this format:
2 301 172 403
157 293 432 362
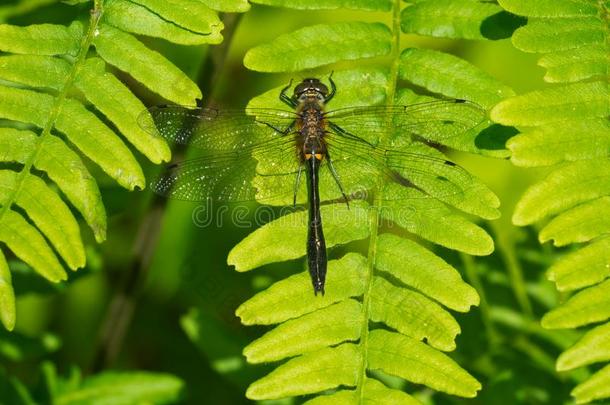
138 76 486 295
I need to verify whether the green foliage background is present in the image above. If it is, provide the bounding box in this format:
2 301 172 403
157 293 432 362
0 0 608 404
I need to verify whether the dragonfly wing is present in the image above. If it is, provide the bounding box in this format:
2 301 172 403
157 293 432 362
325 100 486 144
138 106 298 150
153 136 301 203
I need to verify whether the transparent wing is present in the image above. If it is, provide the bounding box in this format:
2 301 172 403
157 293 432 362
152 138 302 202
324 100 486 145
138 105 298 149
325 132 475 203
138 105 301 203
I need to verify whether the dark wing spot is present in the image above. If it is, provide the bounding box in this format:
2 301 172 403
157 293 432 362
444 160 457 167
455 99 467 103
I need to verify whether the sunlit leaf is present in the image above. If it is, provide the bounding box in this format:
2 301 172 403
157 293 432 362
0 171 85 269
401 0 523 40
94 24 201 106
236 254 367 325
250 0 391 11
557 322 610 371
400 48 514 108
0 210 66 283
228 202 370 271
498 0 599 18
542 280 610 329
244 22 392 72
375 234 479 311
244 299 362 363
507 119 610 167
0 22 82 55
367 330 481 397
246 343 361 400
540 197 610 246
572 364 610 404
491 81 609 126
547 237 610 292
0 251 15 331
104 0 223 45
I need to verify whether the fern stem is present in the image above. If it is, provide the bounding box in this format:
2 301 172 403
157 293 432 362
492 225 533 318
460 252 499 345
0 1 104 224
355 0 402 400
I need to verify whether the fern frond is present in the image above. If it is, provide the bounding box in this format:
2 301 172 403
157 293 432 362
492 0 610 402
231 0 513 401
0 0 245 330
3 362 184 405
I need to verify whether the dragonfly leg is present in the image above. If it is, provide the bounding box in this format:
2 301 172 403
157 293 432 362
280 79 297 108
326 151 349 209
328 122 376 147
325 72 336 104
293 163 303 207
257 119 296 136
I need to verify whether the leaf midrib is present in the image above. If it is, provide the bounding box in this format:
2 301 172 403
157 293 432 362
355 0 402 403
0 2 103 233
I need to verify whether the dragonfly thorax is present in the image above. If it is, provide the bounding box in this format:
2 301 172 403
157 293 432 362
297 102 327 162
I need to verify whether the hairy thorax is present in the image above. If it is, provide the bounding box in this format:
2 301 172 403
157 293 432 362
296 99 327 161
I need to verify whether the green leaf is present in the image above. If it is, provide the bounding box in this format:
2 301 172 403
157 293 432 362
507 119 610 167
400 48 515 108
303 378 421 404
0 55 171 164
250 0 392 11
495 1 610 402
547 237 610 292
94 24 201 106
246 343 361 400
491 81 609 126
375 234 479 312
395 89 511 158
401 0 523 40
512 16 606 53
0 85 145 190
75 57 171 164
0 210 66 283
367 329 481 397
498 0 599 17
0 171 85 269
370 277 461 351
572 364 610 404
0 22 82 56
200 0 250 12
512 160 610 226
538 44 609 83
129 0 221 35
540 197 610 246
542 280 610 329
53 371 184 405
244 299 362 363
244 22 392 72
0 251 15 331
103 0 223 45
557 322 610 371
0 128 106 241
380 186 495 254
236 254 367 325
228 202 370 271
0 54 68 89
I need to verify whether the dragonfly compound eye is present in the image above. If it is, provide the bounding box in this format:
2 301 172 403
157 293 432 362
295 78 329 97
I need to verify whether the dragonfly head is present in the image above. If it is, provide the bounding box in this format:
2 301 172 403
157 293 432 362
294 78 329 104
